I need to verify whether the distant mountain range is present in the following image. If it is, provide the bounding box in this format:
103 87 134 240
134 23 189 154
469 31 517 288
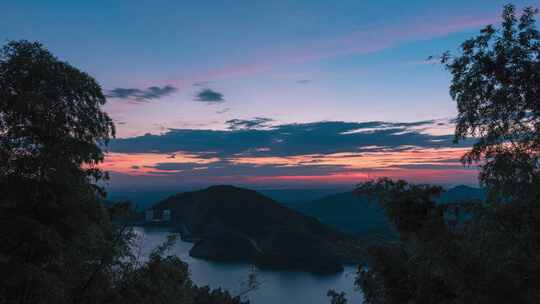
280 185 486 237
435 185 485 204
116 185 486 238
149 185 364 274
283 192 394 237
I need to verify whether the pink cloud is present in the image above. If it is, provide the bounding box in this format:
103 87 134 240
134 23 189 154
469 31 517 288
247 168 479 186
101 147 477 186
100 152 219 176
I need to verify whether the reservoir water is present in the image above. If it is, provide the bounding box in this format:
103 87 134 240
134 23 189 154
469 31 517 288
133 227 364 304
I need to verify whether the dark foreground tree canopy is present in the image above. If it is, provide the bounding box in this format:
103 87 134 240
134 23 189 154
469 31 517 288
358 5 540 304
443 4 540 201
0 41 245 304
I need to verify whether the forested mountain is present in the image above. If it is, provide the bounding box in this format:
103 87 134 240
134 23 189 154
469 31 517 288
151 185 364 274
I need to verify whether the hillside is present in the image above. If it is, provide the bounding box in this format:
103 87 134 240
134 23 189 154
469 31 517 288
288 192 392 237
151 185 362 274
286 185 485 237
436 185 486 203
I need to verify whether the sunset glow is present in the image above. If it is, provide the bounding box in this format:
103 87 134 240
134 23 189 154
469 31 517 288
4 0 526 189
100 146 476 185
102 152 219 176
229 148 468 170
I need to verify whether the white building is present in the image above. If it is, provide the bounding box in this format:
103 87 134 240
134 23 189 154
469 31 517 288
163 209 171 221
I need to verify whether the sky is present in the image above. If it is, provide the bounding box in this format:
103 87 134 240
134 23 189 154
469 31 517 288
3 0 539 189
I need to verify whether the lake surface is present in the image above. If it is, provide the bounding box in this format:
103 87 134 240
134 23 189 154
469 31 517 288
133 227 364 304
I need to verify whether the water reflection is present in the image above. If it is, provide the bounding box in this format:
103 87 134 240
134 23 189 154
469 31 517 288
133 226 364 304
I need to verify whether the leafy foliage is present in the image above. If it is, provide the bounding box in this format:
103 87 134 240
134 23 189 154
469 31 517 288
0 40 246 304
356 5 540 304
441 4 540 200
356 178 540 303
0 40 118 304
327 289 347 304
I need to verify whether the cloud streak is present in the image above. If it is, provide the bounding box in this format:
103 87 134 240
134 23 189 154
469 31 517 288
195 88 225 104
189 13 497 83
216 108 231 114
107 85 177 102
226 117 273 130
126 10 499 93
109 119 467 156
102 119 478 186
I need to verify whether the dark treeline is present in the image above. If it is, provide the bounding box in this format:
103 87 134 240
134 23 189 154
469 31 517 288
355 5 540 304
0 41 246 304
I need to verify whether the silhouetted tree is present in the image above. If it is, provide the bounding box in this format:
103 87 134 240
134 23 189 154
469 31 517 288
0 40 117 304
355 5 540 304
0 40 246 304
327 289 347 304
442 4 540 200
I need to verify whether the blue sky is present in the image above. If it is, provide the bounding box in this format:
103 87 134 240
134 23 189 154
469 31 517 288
3 1 539 188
